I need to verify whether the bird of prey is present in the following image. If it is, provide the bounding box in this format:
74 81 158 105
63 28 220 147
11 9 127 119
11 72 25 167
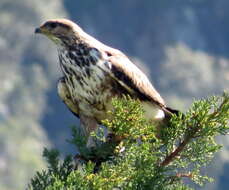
35 19 177 144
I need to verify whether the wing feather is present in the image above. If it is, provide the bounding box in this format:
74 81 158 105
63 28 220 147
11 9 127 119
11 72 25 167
57 77 79 117
103 49 166 108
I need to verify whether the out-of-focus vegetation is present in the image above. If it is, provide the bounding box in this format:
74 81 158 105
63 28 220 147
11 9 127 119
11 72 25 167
0 0 228 189
0 0 67 189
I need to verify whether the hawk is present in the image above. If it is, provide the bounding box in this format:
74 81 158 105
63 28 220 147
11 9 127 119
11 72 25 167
35 19 177 144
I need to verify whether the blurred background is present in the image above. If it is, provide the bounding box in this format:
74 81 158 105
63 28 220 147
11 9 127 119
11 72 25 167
0 0 228 189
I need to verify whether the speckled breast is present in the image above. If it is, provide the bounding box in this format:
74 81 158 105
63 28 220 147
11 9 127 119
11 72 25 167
58 47 114 118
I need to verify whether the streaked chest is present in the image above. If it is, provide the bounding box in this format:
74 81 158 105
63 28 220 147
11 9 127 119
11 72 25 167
58 47 113 107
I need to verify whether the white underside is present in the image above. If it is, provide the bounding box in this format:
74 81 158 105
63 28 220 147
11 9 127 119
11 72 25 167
141 101 165 121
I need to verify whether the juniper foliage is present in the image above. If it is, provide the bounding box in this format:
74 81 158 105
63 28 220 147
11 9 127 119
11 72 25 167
28 93 229 190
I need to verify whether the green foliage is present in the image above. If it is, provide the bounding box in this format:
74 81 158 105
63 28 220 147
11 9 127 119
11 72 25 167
28 93 229 190
28 149 74 190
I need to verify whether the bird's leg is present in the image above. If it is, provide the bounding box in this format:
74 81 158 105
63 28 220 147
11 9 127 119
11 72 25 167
79 114 99 148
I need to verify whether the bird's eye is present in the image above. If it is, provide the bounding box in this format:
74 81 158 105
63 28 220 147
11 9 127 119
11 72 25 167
49 22 57 29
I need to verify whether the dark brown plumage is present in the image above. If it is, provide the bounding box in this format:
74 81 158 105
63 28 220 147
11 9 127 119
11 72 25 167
35 19 177 146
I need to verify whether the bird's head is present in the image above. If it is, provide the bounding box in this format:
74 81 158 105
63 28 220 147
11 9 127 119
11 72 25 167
35 19 84 45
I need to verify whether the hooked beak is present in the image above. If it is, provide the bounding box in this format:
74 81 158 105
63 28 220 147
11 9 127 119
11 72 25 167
34 27 42 34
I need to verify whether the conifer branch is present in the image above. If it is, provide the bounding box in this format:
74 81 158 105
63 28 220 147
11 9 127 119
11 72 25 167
160 122 200 166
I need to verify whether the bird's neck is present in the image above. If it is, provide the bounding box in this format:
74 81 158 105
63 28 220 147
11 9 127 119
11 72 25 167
56 36 88 51
57 39 102 69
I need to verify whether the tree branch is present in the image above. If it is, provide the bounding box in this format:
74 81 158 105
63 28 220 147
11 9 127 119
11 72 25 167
160 123 200 166
176 172 193 178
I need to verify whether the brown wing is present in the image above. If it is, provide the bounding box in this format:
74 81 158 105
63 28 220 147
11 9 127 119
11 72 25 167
86 37 177 115
104 48 166 108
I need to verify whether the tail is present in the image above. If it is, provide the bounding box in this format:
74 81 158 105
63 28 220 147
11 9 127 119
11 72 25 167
165 107 180 116
162 106 181 121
